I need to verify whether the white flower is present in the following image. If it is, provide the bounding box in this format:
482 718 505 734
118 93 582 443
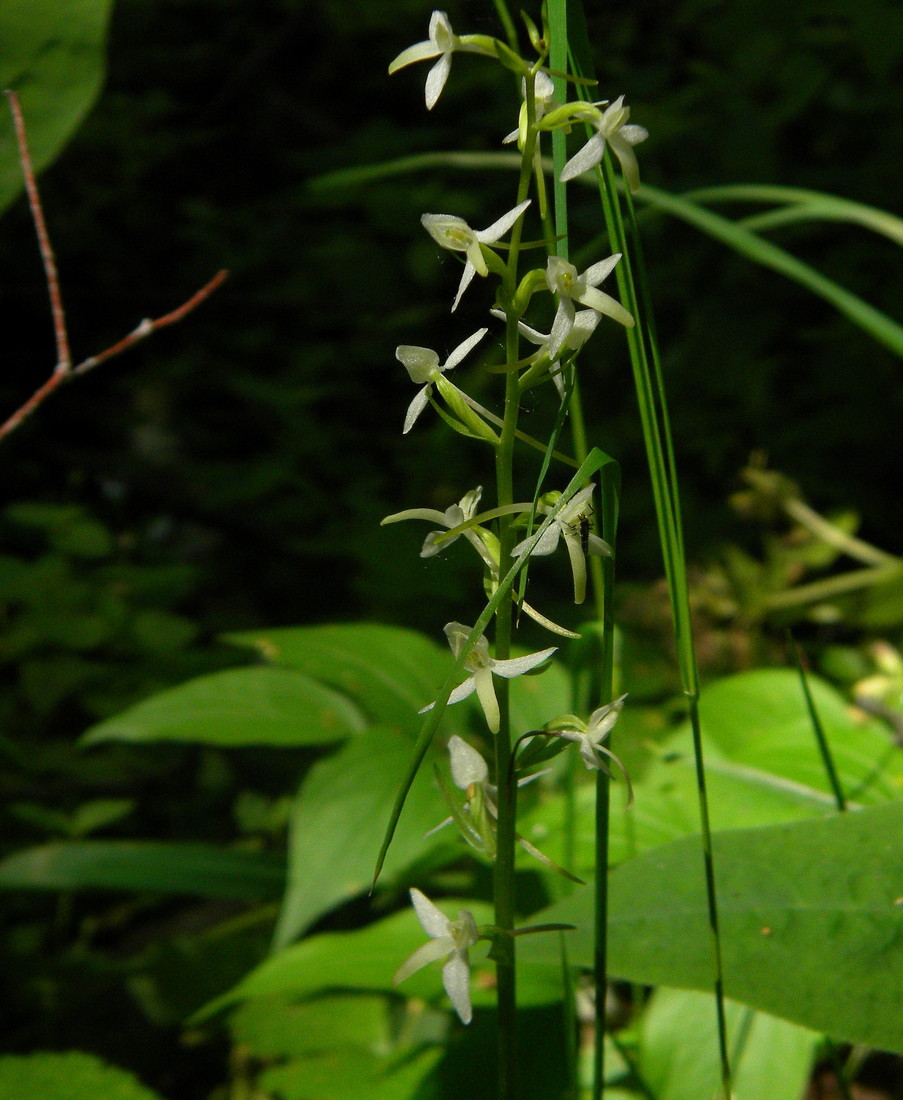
382 486 497 571
511 484 611 604
491 306 601 395
388 11 496 110
554 694 628 770
422 622 557 733
422 200 531 311
545 253 634 359
502 71 558 145
393 887 479 1024
544 696 632 803
396 329 487 433
560 95 648 193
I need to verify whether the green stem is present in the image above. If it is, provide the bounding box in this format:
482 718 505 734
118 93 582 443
491 70 542 1100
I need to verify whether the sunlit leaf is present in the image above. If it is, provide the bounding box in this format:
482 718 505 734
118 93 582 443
81 667 364 747
520 802 903 1052
639 988 817 1100
272 726 456 948
0 1051 163 1100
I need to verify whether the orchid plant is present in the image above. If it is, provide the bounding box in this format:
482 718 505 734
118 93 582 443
382 8 643 1099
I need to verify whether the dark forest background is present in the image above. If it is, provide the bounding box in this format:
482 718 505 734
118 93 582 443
0 0 900 1093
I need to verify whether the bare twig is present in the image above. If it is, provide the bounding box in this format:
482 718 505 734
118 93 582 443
0 89 227 443
4 89 71 372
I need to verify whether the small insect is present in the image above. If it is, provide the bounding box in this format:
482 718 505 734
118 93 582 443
569 504 594 555
578 514 591 555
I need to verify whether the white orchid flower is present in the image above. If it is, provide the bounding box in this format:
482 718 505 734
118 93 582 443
388 11 497 110
511 484 611 605
545 696 633 803
422 622 556 733
422 200 531 311
560 95 648 193
545 253 634 358
554 694 629 769
502 71 558 146
491 306 601 395
396 328 487 433
381 486 496 570
393 888 478 1024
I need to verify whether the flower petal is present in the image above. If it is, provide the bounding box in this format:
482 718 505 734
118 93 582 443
491 647 557 679
421 213 471 252
582 253 621 287
403 386 432 434
448 734 489 788
548 297 576 359
393 936 454 985
473 665 500 733
388 40 441 74
560 131 607 182
397 345 440 383
411 887 452 937
451 263 477 312
563 528 588 604
444 327 488 370
610 134 642 194
425 52 452 109
442 951 473 1024
576 286 634 328
475 199 531 244
512 524 562 558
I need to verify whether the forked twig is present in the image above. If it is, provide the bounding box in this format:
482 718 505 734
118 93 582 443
0 89 227 441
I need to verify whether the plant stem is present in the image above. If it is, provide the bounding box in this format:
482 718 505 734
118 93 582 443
491 71 541 1100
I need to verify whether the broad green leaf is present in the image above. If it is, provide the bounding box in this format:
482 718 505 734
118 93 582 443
520 666 896 877
681 669 903 806
519 802 903 1052
231 993 392 1058
521 751 839 877
0 0 115 215
0 1051 163 1100
0 840 284 901
81 666 364 747
225 623 453 730
196 900 495 1020
639 989 817 1100
272 726 457 948
257 1046 442 1100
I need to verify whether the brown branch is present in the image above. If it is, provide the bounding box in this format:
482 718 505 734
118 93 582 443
73 269 229 375
4 89 71 372
0 90 228 443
